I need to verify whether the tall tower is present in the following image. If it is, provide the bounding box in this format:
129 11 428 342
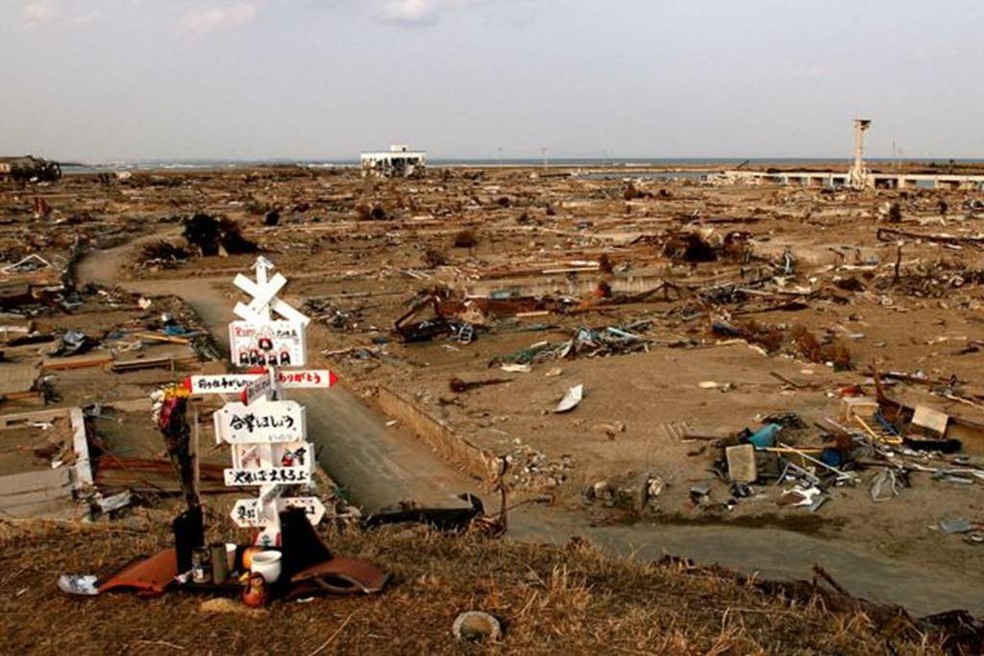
847 118 873 190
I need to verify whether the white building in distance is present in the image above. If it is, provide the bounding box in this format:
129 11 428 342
360 144 427 178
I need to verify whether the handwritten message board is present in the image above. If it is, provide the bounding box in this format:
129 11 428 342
229 320 307 368
214 401 306 444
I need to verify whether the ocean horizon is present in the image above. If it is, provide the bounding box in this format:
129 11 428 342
59 156 984 175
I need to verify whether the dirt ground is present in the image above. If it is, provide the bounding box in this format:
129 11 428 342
2 165 983 626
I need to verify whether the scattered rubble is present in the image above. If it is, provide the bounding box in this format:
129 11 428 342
5 163 984 626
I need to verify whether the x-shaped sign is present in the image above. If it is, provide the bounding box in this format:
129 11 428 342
233 273 310 325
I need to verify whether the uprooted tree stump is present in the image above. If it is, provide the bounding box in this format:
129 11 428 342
182 213 258 257
355 203 389 221
453 230 479 250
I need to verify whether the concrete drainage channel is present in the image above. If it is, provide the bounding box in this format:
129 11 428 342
374 385 495 482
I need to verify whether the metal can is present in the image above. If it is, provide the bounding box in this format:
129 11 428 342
210 542 230 584
191 546 212 583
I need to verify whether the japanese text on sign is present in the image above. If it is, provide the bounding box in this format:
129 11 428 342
231 496 326 528
214 400 306 444
224 466 312 486
189 370 337 395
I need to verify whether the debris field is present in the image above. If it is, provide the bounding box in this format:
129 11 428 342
1 163 982 648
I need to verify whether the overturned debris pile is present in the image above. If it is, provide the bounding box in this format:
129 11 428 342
892 256 984 298
710 319 854 370
0 155 62 183
675 392 984 524
181 213 258 257
662 231 718 263
491 322 652 367
393 291 477 344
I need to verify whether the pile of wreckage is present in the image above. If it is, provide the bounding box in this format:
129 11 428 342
491 322 653 367
580 376 984 544
0 286 229 519
130 213 259 272
0 156 62 183
0 254 70 310
682 375 983 541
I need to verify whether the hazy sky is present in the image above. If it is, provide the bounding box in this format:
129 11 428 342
2 0 982 162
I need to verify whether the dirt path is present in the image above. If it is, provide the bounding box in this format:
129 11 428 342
75 243 984 617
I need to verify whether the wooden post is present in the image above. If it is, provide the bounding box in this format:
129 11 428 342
191 403 200 505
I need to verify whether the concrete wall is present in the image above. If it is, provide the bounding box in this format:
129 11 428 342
375 385 494 482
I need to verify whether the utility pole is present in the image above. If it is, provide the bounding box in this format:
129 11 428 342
497 147 503 167
542 147 548 170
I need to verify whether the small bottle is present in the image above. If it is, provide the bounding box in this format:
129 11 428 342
191 547 212 583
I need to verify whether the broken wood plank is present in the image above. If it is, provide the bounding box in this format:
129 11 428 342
0 407 71 430
69 407 92 490
42 352 114 371
0 364 40 397
132 331 193 345
877 227 984 246
769 371 810 389
109 356 175 373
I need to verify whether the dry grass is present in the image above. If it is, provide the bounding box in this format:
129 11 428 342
0 518 965 655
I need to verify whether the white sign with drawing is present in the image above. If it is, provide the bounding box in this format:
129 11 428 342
232 441 313 470
229 320 307 368
214 400 306 444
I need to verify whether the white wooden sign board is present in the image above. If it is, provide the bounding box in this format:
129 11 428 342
233 272 311 327
235 271 287 317
224 465 312 486
232 441 314 470
219 256 327 548
189 374 257 395
242 370 276 406
276 369 338 388
229 320 307 368
214 400 306 444
231 496 327 528
188 370 338 395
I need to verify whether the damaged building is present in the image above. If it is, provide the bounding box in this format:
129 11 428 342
361 144 427 178
0 156 62 183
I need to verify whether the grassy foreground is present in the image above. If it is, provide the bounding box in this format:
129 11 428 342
0 518 978 655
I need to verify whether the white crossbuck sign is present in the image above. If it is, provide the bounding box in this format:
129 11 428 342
217 257 335 546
